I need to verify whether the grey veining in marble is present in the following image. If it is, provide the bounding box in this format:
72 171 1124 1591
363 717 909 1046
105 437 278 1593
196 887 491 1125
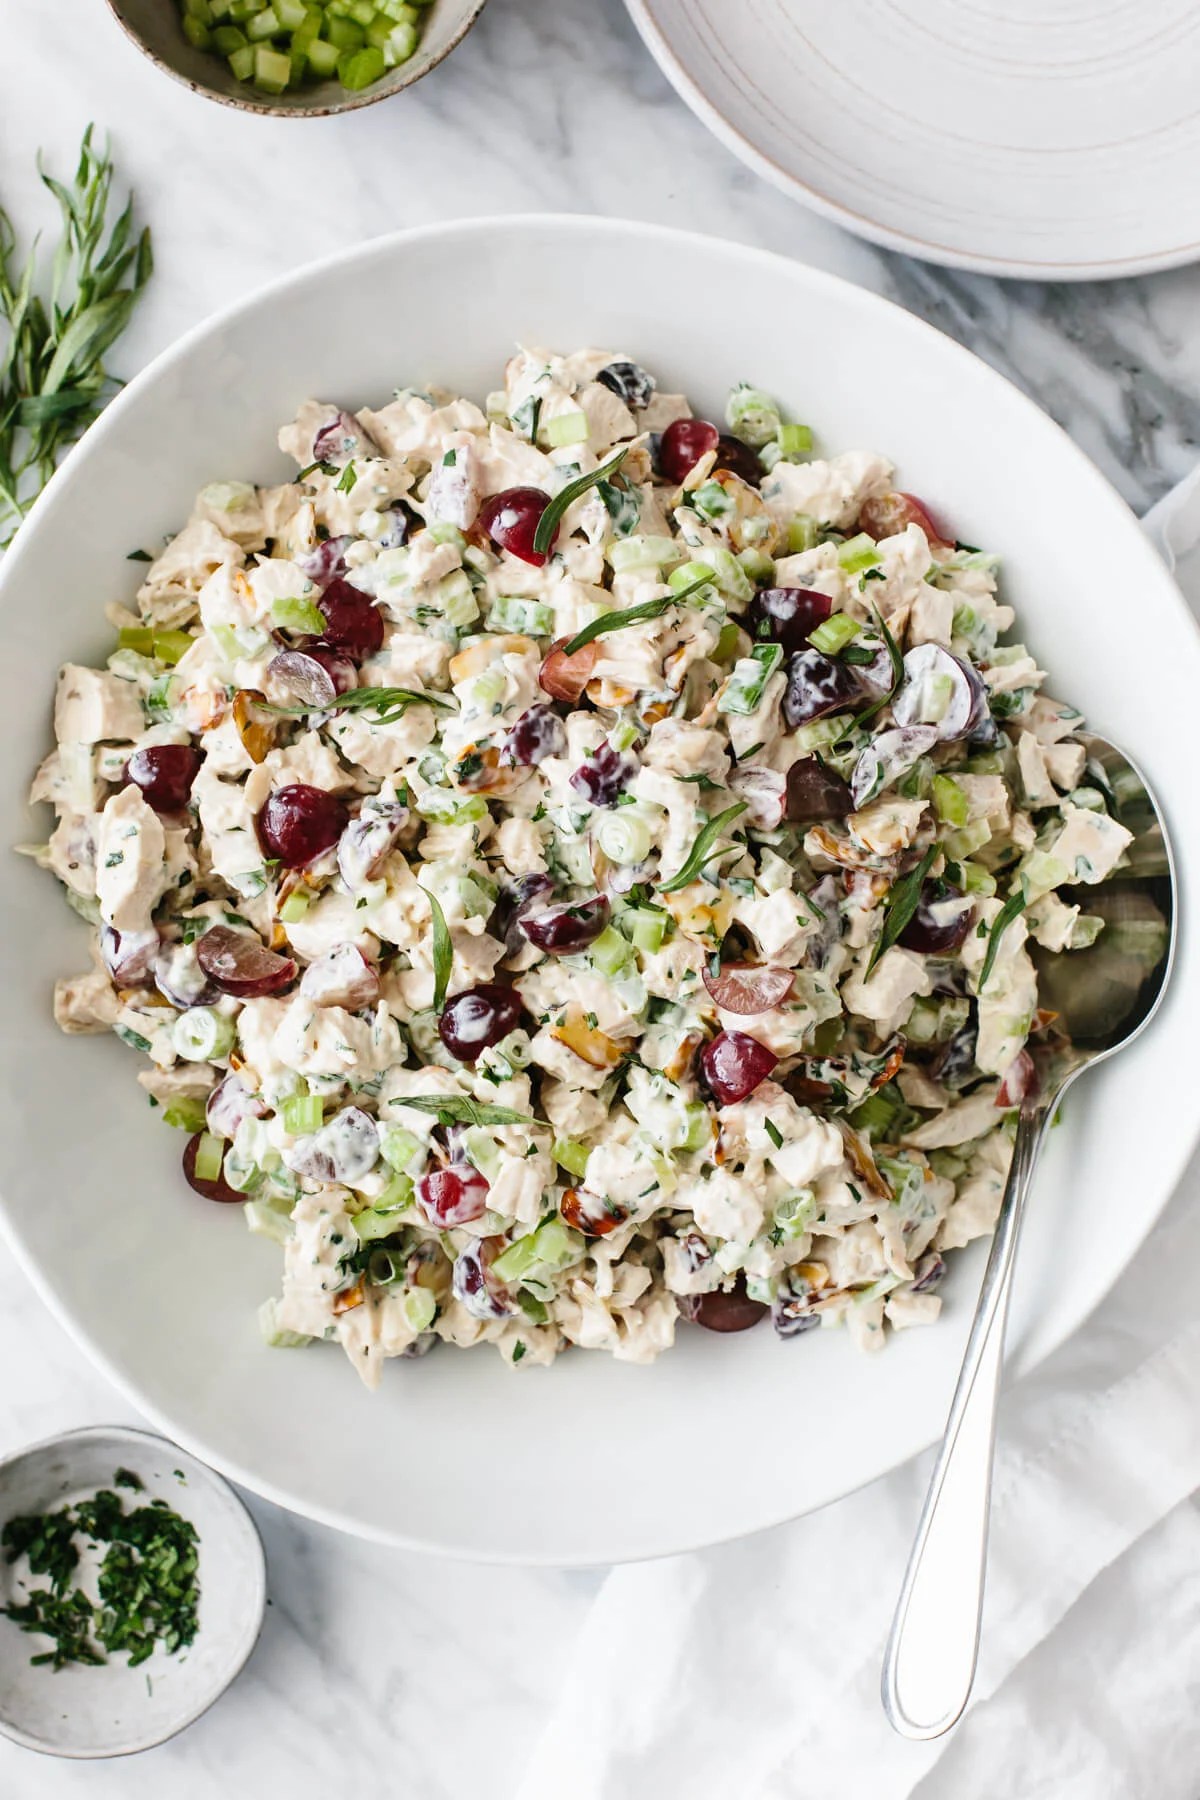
2 0 1199 1789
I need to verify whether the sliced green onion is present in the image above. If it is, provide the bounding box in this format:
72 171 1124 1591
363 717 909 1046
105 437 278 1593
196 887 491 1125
532 445 628 557
596 810 653 867
282 1092 323 1135
173 1007 236 1062
193 1132 225 1184
272 595 326 634
808 613 859 656
659 802 748 894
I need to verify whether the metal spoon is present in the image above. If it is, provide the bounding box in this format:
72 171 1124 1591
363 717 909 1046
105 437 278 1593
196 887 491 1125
881 732 1176 1740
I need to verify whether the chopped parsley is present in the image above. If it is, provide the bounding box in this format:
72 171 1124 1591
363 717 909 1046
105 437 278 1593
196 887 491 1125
2 1477 199 1671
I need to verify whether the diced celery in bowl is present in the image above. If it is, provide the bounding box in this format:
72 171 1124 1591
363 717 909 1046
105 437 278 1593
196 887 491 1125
178 0 433 93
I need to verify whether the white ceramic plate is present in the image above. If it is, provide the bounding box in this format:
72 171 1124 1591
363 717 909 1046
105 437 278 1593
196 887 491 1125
626 0 1200 279
0 1426 264 1758
1 217 1197 1566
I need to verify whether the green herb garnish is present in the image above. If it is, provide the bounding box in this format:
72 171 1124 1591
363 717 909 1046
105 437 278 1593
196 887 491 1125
0 128 152 547
840 606 904 740
390 1096 531 1128
2 1477 199 1671
561 574 712 658
764 1118 784 1150
978 889 1027 992
264 686 454 724
659 802 748 894
335 459 357 494
865 845 938 975
425 886 452 1013
532 444 629 558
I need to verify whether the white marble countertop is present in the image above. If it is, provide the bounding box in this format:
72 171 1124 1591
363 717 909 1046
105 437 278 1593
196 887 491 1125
3 0 1200 1788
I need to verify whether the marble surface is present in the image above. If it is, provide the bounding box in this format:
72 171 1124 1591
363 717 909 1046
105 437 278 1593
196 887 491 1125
2 0 1200 1788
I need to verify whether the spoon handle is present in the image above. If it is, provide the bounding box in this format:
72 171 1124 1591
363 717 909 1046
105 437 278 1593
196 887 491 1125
881 1103 1046 1738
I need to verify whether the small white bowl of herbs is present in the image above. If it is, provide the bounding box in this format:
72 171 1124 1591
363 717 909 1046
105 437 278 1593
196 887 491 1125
0 1425 265 1759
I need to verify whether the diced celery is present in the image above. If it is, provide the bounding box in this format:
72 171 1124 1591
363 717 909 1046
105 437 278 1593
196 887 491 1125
347 0 375 20
154 629 193 666
276 0 307 24
253 43 292 89
944 819 991 860
491 1232 541 1285
691 479 735 523
183 16 213 47
414 788 487 825
771 1190 817 1241
486 594 554 635
553 1139 591 1179
228 0 260 19
352 1204 406 1244
390 20 422 59
787 514 820 553
682 1103 715 1153
713 621 741 664
272 595 326 633
778 423 813 459
338 43 384 84
791 713 852 754
609 534 683 573
837 533 879 573
589 925 634 978
622 904 669 955
718 642 783 715
1019 851 1070 902
173 1007 236 1062
258 1298 311 1348
213 22 248 50
848 1088 903 1141
184 0 213 23
404 1288 436 1334
545 411 589 448
609 718 640 752
282 1092 323 1135
228 42 255 78
278 889 310 924
161 1097 209 1132
380 1125 423 1173
669 559 715 592
306 34 341 72
959 861 997 897
118 625 155 655
246 5 280 37
194 1132 225 1184
245 1199 293 1243
209 0 234 17
932 773 969 827
736 547 775 585
807 613 859 656
324 14 364 47
461 1127 503 1181
704 545 753 603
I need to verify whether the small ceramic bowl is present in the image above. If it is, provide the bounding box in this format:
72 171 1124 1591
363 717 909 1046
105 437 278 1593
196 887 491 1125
103 0 487 117
0 1425 265 1759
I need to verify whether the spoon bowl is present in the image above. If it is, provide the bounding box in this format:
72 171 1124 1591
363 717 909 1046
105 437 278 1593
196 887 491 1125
882 731 1176 1740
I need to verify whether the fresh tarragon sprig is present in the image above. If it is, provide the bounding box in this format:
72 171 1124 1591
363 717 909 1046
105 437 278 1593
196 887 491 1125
0 126 153 547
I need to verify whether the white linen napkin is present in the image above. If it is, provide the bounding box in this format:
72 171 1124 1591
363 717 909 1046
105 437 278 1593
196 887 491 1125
515 480 1200 1800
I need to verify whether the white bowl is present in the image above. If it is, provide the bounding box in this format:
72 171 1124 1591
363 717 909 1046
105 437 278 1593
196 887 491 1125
1 217 1197 1566
0 1426 264 1757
